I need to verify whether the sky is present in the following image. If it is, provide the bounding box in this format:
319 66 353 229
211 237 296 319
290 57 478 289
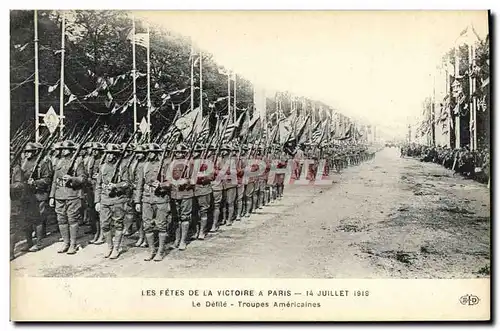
136 11 488 140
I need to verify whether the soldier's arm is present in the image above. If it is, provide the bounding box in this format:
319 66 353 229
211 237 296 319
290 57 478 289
94 166 102 204
133 169 145 204
115 165 131 190
11 166 25 192
49 167 57 199
159 161 172 187
70 160 87 185
34 158 53 190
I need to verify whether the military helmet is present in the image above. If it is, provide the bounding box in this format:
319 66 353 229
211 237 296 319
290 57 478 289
24 142 43 151
194 143 204 152
83 142 94 149
174 143 188 152
120 142 136 152
135 144 148 153
93 142 105 150
53 141 63 150
105 143 121 153
61 140 78 150
146 143 162 153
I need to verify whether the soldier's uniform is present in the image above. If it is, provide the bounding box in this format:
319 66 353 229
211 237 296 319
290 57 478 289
10 147 26 260
94 144 131 259
276 151 287 199
235 146 245 221
130 144 148 247
134 143 171 261
87 142 105 245
170 143 194 250
21 142 53 252
77 143 91 226
209 148 224 232
121 143 137 237
192 144 213 240
49 140 87 255
222 144 238 226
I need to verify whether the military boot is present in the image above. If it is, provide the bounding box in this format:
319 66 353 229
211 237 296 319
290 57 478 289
103 231 113 258
210 207 220 232
89 224 100 244
134 224 145 247
109 230 123 260
178 221 190 250
198 214 208 240
153 232 168 262
29 224 44 252
93 223 105 245
66 224 79 255
170 223 181 249
144 233 156 261
57 224 70 253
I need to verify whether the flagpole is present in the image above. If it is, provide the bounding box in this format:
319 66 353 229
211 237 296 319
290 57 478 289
233 73 237 123
59 11 65 136
469 42 476 150
146 25 151 142
190 42 194 113
132 16 137 141
454 46 460 148
34 9 40 142
227 72 231 122
199 50 203 115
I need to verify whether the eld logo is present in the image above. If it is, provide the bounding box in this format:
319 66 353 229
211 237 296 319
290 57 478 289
459 294 480 306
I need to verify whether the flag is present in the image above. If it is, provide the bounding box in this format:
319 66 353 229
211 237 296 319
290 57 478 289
175 107 202 140
64 94 77 106
128 32 149 49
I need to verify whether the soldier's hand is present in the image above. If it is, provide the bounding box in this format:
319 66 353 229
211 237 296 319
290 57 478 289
27 178 35 186
49 198 55 208
152 180 160 188
62 174 71 182
135 203 141 213
95 203 101 212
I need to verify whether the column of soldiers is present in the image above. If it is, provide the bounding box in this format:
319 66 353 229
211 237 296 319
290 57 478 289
10 136 377 261
400 143 490 184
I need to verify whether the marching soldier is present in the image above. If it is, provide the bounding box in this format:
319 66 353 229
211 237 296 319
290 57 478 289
94 143 131 259
209 144 223 232
242 146 255 218
235 145 245 221
130 144 148 247
134 143 171 261
21 142 53 252
121 142 137 237
87 142 105 245
222 143 238 226
192 143 213 240
170 143 194 250
49 140 87 255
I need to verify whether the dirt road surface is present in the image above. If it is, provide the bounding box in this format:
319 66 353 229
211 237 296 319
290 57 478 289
11 148 490 278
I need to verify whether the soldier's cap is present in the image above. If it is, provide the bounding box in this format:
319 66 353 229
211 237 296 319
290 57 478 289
105 143 122 153
24 142 43 151
61 140 78 150
146 143 162 153
174 143 189 152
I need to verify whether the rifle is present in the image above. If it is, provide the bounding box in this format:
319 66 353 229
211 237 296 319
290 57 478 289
66 118 100 179
28 128 60 181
